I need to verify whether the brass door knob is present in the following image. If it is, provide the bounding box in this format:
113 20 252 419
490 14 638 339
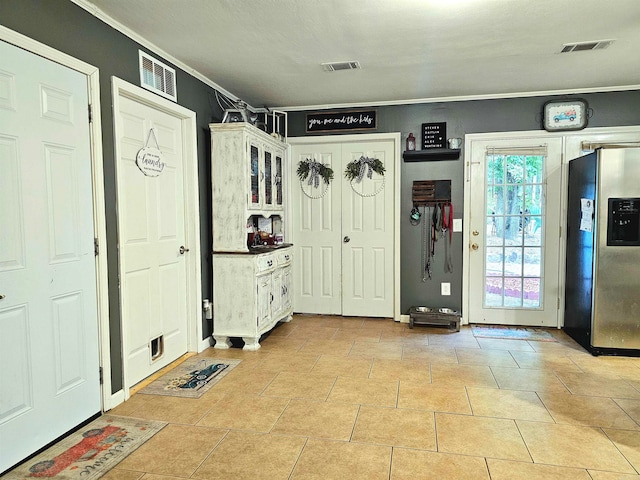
471 243 479 250
472 230 479 236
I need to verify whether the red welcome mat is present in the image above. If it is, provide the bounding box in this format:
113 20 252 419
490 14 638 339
3 415 165 479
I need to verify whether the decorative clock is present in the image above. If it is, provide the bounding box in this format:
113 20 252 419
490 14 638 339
543 99 589 132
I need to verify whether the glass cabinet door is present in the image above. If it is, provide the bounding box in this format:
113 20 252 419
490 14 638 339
275 154 283 207
250 143 260 207
264 150 273 207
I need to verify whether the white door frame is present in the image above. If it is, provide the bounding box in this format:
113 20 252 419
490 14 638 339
463 126 640 328
287 132 402 321
112 77 202 398
0 26 112 408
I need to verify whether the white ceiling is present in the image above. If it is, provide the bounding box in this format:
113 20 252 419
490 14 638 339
79 0 640 111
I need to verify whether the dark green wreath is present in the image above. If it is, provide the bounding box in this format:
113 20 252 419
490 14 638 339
344 156 385 181
297 158 334 185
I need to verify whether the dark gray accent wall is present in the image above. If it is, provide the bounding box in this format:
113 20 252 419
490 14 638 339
0 0 224 393
287 91 640 315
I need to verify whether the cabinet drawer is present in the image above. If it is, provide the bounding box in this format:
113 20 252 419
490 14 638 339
256 253 276 272
277 250 292 266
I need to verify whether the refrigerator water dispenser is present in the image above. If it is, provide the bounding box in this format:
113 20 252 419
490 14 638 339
607 198 640 246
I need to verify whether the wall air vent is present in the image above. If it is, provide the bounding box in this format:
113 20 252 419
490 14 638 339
560 40 614 53
139 50 177 101
321 61 361 72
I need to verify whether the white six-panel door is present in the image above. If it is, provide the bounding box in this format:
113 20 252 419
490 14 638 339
341 141 395 317
290 142 343 314
290 136 396 318
0 40 101 472
114 93 189 388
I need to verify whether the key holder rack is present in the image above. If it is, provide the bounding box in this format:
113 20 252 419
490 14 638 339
411 180 451 206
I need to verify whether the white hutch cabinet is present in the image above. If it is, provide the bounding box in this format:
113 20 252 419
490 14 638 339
210 123 292 350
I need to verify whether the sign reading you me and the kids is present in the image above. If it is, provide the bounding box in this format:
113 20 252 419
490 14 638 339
306 109 377 133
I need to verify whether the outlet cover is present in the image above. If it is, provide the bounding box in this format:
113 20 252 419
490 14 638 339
453 218 462 232
441 282 451 295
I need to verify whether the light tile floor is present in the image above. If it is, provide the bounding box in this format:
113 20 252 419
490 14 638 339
102 315 640 479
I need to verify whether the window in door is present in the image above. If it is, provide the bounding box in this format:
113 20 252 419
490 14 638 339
484 148 546 309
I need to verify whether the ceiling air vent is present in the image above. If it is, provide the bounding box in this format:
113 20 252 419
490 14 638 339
321 61 361 72
139 50 177 101
560 40 614 53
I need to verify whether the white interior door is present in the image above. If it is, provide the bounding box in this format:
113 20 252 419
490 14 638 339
114 92 189 388
290 142 343 314
290 136 396 318
467 137 563 326
341 141 394 317
0 40 100 472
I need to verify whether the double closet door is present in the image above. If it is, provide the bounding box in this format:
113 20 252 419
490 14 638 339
289 135 396 318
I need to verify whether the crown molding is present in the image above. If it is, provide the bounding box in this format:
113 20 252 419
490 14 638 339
275 84 640 112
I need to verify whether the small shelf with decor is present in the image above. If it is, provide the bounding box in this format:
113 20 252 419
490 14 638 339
403 148 461 162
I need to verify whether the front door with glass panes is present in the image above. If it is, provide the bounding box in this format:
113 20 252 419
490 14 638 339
467 138 563 326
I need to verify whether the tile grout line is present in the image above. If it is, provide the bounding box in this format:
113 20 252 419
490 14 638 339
187 428 231 478
287 436 310 480
600 427 640 474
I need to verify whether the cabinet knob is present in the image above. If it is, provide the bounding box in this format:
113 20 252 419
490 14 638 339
343 236 350 243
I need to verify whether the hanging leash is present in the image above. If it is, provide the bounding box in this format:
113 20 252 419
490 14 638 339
431 205 439 258
442 202 454 273
423 205 432 281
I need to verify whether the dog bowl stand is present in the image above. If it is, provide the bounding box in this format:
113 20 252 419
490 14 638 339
409 306 461 332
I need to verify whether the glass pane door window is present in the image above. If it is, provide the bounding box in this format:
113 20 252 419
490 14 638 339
275 155 283 206
485 153 545 309
250 144 260 206
264 151 273 206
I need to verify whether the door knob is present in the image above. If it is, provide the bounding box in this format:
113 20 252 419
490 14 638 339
471 243 479 250
179 245 190 254
472 230 479 236
0 294 5 300
343 236 350 243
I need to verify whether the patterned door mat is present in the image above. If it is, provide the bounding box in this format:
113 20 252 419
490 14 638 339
2 415 165 480
471 325 558 342
137 357 241 398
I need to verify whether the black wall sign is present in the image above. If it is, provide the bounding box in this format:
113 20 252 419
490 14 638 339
422 122 447 149
306 109 377 133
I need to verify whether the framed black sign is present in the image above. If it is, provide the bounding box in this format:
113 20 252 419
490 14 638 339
422 122 447 149
306 109 377 133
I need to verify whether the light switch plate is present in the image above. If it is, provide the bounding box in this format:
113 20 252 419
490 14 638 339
441 282 451 296
453 218 462 232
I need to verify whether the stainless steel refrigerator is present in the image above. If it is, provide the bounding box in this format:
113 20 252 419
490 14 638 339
564 147 640 355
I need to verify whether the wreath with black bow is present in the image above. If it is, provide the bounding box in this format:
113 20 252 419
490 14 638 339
344 156 385 182
297 158 334 188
